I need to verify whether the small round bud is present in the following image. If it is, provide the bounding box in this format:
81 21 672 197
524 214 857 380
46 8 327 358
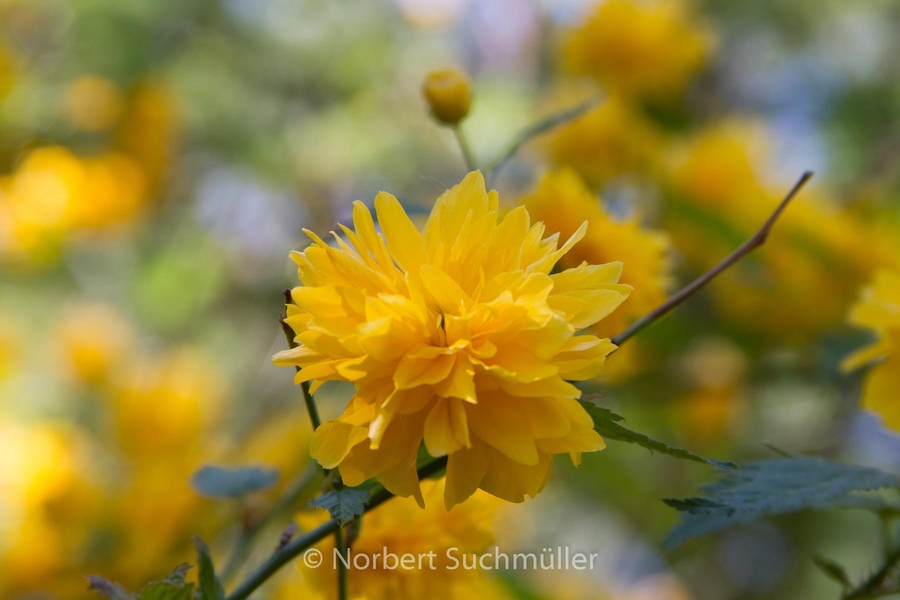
422 68 472 125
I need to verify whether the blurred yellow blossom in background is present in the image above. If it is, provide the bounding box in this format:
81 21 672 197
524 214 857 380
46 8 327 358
0 422 101 597
522 168 671 337
111 348 222 459
274 171 631 508
562 0 712 99
844 270 900 430
0 147 147 265
58 304 134 387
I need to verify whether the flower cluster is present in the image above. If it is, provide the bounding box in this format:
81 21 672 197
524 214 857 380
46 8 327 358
275 171 631 508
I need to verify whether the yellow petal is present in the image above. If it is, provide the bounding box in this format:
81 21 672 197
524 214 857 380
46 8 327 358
374 191 426 274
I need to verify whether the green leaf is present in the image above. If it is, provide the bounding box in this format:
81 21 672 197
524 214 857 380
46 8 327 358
192 536 225 600
309 485 372 525
137 563 194 600
137 582 194 600
89 564 195 600
191 465 279 499
580 401 736 469
87 576 132 600
663 456 900 548
812 555 852 590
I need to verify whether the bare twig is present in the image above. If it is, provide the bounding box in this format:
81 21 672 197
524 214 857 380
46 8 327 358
611 171 814 347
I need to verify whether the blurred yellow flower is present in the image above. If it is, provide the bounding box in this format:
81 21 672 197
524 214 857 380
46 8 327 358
116 79 180 192
294 478 500 600
521 169 671 339
0 147 147 264
541 94 663 186
274 171 631 508
664 123 899 341
112 348 222 458
58 303 134 386
0 421 101 595
562 0 712 99
843 270 900 430
63 75 125 132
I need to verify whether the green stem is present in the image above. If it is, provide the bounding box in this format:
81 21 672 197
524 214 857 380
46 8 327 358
453 125 476 172
335 526 349 600
225 456 448 600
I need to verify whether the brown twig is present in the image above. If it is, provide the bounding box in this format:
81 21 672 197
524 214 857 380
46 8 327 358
611 171 814 347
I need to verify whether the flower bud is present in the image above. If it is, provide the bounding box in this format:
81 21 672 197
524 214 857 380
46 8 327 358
422 68 472 125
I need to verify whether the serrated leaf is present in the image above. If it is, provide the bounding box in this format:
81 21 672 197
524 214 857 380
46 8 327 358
191 465 279 499
663 456 900 548
192 536 225 600
580 401 736 469
309 486 371 525
136 563 195 600
812 555 852 590
136 582 194 600
87 576 132 600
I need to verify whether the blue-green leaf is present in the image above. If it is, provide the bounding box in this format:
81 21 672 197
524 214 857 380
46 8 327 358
191 465 279 499
309 486 372 525
663 456 900 548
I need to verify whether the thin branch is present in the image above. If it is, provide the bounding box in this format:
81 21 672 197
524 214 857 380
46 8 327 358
225 457 448 600
487 95 601 184
454 125 476 172
611 171 814 347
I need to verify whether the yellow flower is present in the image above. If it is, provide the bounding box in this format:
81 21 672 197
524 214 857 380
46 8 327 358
58 303 134 386
843 270 900 430
0 147 147 264
274 171 631 508
422 68 473 125
111 348 222 458
116 79 180 192
541 93 663 186
294 478 501 600
562 0 712 99
0 421 101 595
521 169 671 339
665 124 900 341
